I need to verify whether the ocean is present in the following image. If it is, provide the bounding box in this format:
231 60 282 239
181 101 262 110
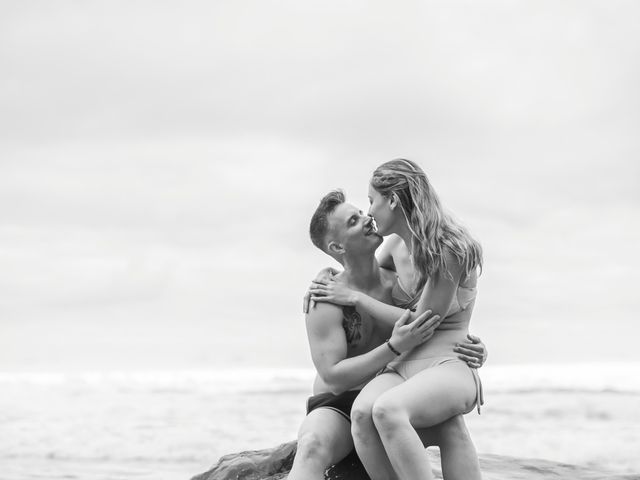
1 363 639 480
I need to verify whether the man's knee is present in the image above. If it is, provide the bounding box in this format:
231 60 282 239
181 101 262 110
371 395 406 432
296 431 333 462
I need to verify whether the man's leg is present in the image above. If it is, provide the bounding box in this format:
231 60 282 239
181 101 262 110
287 408 353 480
416 415 482 480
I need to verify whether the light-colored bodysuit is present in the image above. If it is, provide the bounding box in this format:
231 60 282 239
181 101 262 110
386 273 484 413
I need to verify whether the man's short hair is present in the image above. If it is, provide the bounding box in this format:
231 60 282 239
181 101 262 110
309 189 345 252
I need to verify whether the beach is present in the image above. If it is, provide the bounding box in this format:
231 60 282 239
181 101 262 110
1 363 639 480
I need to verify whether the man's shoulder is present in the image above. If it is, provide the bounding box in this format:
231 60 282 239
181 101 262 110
306 302 344 322
305 302 346 337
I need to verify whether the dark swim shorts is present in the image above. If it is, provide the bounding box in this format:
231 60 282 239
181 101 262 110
306 390 362 422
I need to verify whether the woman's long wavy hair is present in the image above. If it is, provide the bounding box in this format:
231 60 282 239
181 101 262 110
371 158 482 291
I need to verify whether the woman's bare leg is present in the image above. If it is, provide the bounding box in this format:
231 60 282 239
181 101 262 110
350 372 404 480
426 415 482 480
372 362 477 480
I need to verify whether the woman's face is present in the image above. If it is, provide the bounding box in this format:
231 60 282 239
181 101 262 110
367 183 395 236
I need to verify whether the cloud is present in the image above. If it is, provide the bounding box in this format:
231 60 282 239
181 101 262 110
1 1 639 369
2 1 639 148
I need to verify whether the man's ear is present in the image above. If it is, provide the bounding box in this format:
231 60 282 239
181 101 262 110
328 241 345 255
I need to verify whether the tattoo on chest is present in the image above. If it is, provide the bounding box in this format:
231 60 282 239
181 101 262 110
342 306 363 346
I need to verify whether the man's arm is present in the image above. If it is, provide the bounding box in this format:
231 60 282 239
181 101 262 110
454 334 488 368
302 235 399 314
306 303 398 395
306 303 436 395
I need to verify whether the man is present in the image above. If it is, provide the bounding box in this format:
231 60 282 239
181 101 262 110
287 190 485 480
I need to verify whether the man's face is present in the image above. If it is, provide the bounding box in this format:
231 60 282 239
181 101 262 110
327 202 382 256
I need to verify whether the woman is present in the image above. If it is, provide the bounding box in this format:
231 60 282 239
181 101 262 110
309 159 483 480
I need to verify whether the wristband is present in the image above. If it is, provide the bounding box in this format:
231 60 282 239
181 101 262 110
386 339 401 356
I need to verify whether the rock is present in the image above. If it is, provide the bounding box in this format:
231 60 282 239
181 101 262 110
192 441 640 480
190 441 297 480
189 441 370 480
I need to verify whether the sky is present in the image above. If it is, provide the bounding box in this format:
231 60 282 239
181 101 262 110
1 1 639 372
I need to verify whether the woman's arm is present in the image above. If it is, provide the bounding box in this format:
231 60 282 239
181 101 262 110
310 270 489 368
311 250 463 332
305 236 400 313
310 278 407 329
302 266 341 313
411 249 465 326
355 292 489 368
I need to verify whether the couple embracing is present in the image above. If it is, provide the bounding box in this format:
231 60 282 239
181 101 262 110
289 159 486 480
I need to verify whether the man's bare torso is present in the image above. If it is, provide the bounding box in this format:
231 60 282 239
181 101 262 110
311 268 397 394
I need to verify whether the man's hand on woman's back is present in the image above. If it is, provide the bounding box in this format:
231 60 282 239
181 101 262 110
454 334 488 368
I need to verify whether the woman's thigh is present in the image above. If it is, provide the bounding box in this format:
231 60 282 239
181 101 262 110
376 361 476 428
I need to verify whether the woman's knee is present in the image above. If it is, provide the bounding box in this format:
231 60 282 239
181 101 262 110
351 399 374 426
350 400 375 442
371 395 407 432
